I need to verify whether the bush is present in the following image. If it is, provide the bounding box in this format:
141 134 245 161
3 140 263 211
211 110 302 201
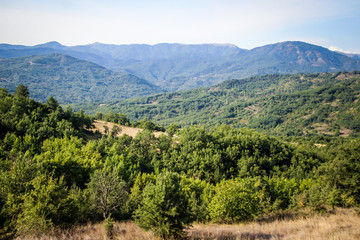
135 172 192 239
209 178 260 223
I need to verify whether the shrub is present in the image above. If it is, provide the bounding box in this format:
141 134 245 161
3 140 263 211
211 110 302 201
209 178 260 223
135 172 192 239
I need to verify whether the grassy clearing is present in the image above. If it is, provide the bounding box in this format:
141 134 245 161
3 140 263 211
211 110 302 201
92 120 164 138
15 208 360 240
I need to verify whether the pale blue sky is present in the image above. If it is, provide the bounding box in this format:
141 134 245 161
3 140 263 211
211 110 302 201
0 0 359 52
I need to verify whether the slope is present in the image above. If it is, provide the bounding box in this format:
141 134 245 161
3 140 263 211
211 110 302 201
1 41 360 91
0 53 163 104
76 71 360 138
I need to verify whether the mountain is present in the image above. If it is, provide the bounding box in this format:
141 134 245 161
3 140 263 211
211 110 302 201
1 41 360 91
0 53 163 104
336 51 360 60
2 41 360 86
75 71 360 138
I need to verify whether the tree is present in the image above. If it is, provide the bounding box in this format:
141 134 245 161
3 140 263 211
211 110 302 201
135 172 192 239
166 123 180 137
14 174 78 236
87 168 129 219
46 96 59 112
208 178 260 223
14 84 29 99
111 125 122 136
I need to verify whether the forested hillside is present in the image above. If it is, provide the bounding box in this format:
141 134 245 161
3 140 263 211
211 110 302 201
0 53 163 103
1 41 360 91
1 86 360 239
78 71 360 138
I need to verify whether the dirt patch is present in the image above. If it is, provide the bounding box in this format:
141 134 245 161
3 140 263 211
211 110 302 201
245 105 260 115
92 120 165 138
312 123 333 135
302 111 314 119
340 127 352 138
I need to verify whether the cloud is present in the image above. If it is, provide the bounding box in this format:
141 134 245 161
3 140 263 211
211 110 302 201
328 46 356 54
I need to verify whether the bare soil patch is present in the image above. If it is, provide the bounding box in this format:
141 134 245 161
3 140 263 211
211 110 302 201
92 120 164 138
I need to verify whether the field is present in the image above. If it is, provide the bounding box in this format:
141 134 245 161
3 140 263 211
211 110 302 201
15 208 360 240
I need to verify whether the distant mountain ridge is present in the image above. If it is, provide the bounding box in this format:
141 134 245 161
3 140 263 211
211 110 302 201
0 53 163 104
1 41 360 91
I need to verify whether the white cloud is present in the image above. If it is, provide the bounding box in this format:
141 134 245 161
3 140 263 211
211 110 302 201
328 46 357 54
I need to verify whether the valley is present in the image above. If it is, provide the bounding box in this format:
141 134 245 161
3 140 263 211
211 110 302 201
1 41 360 93
1 40 360 240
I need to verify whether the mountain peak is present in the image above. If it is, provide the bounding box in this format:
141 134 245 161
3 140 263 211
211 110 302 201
34 41 64 49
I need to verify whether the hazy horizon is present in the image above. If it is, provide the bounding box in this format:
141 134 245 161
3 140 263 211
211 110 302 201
0 0 359 53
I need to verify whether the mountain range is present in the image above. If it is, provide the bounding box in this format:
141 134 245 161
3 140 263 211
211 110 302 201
0 53 162 104
0 41 360 102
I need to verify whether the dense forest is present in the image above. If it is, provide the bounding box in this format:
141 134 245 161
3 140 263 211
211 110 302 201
0 54 162 104
75 72 360 139
1 85 359 239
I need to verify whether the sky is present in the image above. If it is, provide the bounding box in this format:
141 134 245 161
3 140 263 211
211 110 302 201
0 0 359 53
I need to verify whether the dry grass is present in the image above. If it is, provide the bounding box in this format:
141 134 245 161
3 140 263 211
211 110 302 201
188 208 360 240
15 208 360 240
15 221 160 240
92 120 164 138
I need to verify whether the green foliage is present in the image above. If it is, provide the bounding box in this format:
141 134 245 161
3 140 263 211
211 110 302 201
87 168 129 219
319 139 360 204
1 84 360 238
166 123 180 137
14 84 29 99
208 178 261 223
135 172 192 239
266 177 298 211
34 137 102 188
129 173 156 214
2 41 360 93
77 72 360 139
0 54 163 104
180 176 211 222
15 174 79 236
0 87 92 145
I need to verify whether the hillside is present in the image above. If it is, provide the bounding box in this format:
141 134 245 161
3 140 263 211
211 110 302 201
0 53 163 103
76 71 360 138
1 41 360 91
1 85 360 239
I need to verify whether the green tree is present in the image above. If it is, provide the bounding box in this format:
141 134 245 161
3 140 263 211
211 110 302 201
111 124 122 136
15 174 78 236
45 96 59 112
14 84 29 99
135 172 192 239
166 123 180 137
209 178 260 223
87 168 129 219
35 137 101 188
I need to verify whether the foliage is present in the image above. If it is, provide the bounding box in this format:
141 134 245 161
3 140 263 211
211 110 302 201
1 86 360 239
2 41 360 92
87 168 129 219
135 172 193 239
77 72 360 139
209 178 261 223
34 136 102 188
15 175 78 235
0 54 163 104
319 139 360 204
